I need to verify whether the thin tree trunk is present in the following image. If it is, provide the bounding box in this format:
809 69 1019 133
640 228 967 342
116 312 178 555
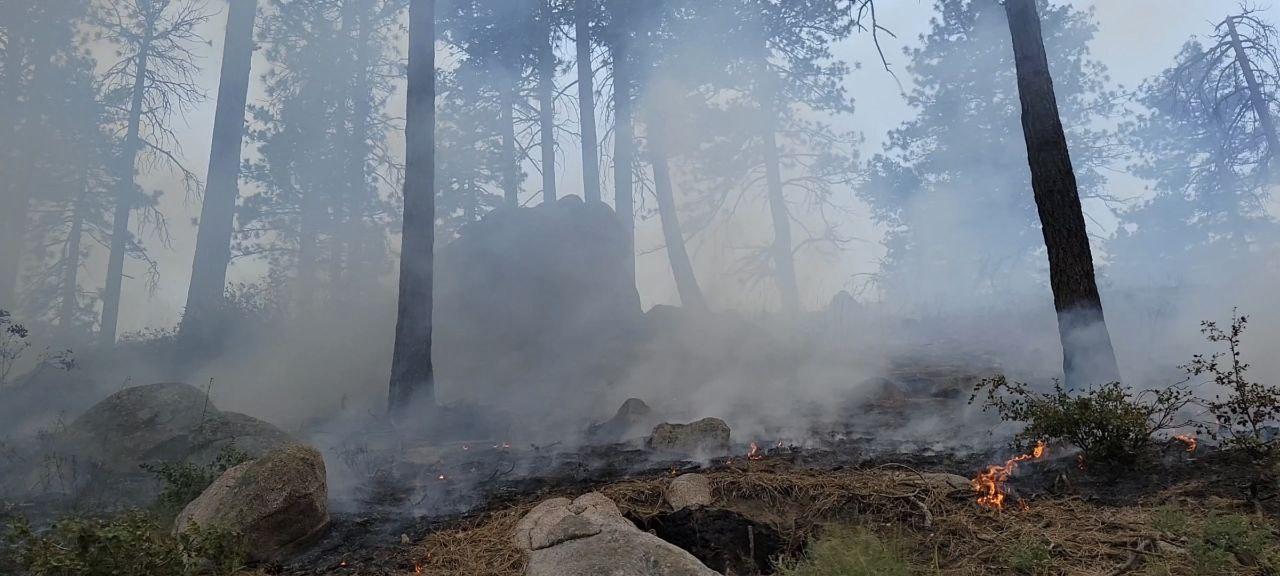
648 127 707 314
759 73 800 316
575 0 601 203
1005 0 1120 388
1226 16 1280 163
501 64 519 207
610 39 635 274
100 27 152 347
538 14 557 204
60 183 88 341
182 0 258 343
389 0 436 412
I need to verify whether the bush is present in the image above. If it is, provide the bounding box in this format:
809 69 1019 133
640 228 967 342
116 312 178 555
1189 513 1278 575
773 526 911 576
972 377 1193 468
142 445 251 522
1183 310 1280 459
3 511 246 576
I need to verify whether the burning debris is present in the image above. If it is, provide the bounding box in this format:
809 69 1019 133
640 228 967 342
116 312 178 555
970 440 1048 510
1173 434 1198 453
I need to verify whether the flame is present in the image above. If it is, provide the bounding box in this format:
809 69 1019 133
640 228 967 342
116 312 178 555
776 440 784 449
747 442 764 460
971 440 1047 510
1173 434 1197 453
437 474 446 480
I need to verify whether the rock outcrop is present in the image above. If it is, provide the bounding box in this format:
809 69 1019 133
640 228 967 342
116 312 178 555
514 493 719 576
587 398 662 443
665 473 713 511
647 418 731 457
175 445 328 562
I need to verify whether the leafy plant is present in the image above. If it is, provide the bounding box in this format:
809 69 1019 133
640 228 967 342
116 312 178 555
1184 310 1280 459
972 377 1194 467
141 445 251 521
3 511 245 576
1188 513 1278 575
0 309 74 388
1005 536 1053 575
773 525 911 576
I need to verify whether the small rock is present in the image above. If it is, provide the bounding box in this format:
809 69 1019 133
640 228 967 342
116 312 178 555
647 418 731 457
175 444 328 562
666 474 712 510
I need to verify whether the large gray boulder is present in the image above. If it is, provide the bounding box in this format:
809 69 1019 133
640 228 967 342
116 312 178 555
514 493 719 576
175 444 328 562
647 418 731 457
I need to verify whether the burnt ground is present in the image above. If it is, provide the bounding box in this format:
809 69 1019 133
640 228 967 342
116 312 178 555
262 431 1276 576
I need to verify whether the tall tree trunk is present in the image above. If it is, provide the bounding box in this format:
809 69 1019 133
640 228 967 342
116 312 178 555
575 0 601 203
1226 16 1280 164
648 126 707 313
182 0 258 343
389 0 437 412
759 73 800 316
1005 0 1120 388
60 184 88 341
500 61 520 207
100 28 152 347
610 39 636 275
538 14 557 204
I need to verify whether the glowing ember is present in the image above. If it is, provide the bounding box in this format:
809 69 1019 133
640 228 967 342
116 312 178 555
971 440 1047 510
1173 434 1197 453
747 442 764 460
437 474 446 480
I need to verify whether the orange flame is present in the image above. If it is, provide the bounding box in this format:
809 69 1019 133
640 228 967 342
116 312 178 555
1173 434 1197 453
971 440 1047 510
747 442 764 460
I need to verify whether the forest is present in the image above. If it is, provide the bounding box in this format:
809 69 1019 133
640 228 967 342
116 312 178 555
1 0 1279 575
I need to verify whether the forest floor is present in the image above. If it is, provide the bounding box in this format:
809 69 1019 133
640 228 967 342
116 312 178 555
264 440 1279 576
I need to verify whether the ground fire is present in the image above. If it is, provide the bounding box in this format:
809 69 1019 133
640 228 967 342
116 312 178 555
971 440 1048 510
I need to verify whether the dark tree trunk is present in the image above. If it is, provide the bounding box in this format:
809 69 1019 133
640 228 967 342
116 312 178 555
60 184 88 340
100 28 152 347
648 127 707 314
538 13 557 204
759 75 800 317
1005 0 1120 388
575 0 601 203
389 0 437 412
610 39 636 274
182 0 258 343
1226 16 1280 163
501 61 520 207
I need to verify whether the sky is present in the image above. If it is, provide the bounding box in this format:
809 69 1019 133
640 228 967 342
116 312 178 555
113 0 1244 333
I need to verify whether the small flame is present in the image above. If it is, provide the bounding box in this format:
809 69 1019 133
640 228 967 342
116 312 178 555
747 442 764 460
437 474 446 481
1173 434 1197 453
971 440 1047 510
776 440 785 449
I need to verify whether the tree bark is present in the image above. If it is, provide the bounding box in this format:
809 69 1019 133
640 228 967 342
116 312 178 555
100 25 152 347
1226 16 1280 164
610 39 636 275
648 126 707 314
389 0 437 412
60 183 88 341
538 11 558 204
182 0 258 343
575 0 601 203
759 74 800 317
1005 0 1120 388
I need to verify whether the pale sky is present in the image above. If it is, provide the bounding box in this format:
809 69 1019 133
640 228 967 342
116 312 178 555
114 0 1244 332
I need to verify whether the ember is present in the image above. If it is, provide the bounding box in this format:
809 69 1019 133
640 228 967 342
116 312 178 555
971 440 1047 510
747 442 764 460
1173 434 1197 453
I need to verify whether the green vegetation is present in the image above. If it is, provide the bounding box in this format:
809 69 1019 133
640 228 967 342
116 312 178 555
1184 311 1280 460
3 511 246 576
1004 536 1053 575
972 377 1193 467
773 526 912 576
141 445 251 522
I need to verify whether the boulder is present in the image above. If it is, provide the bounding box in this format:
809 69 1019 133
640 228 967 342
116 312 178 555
587 398 662 443
175 445 328 562
666 474 712 511
514 493 719 576
647 418 731 457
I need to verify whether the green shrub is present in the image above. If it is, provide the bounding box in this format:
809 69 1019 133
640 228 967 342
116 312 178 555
142 445 251 521
972 377 1193 468
1184 310 1280 460
1005 536 1053 575
3 511 245 576
1189 513 1278 575
773 525 911 576
1149 506 1188 537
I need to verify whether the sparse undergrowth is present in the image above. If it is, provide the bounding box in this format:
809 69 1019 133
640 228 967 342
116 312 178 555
773 525 911 576
1184 310 1280 460
2 511 247 576
141 444 251 522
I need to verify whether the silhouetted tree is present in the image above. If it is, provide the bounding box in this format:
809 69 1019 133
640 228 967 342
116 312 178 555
575 0 602 203
1005 0 1120 387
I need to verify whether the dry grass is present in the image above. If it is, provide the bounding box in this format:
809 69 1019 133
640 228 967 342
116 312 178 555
409 462 1277 576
